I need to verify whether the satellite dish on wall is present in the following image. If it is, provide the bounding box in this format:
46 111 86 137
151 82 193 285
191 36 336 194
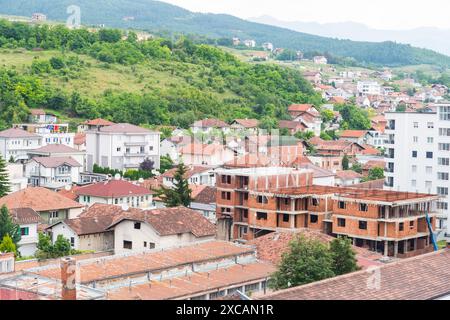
64 185 72 191
121 204 130 211
138 178 144 183
114 173 121 180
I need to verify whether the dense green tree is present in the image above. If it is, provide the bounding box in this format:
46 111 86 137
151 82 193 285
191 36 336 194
269 236 335 290
0 156 11 196
342 154 350 171
157 163 192 207
0 206 21 246
366 167 385 181
330 237 359 276
159 155 174 174
335 104 371 130
0 235 17 255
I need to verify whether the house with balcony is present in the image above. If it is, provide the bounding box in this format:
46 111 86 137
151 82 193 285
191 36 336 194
0 128 42 162
86 123 160 172
25 157 82 190
14 122 74 148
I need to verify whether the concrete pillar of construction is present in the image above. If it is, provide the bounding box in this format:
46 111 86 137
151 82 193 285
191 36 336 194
61 257 77 300
394 242 399 258
384 241 389 257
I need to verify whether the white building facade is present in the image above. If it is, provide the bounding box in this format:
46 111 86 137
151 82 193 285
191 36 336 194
384 108 449 239
86 123 160 172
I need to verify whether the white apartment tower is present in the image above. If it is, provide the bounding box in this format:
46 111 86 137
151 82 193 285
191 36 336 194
384 105 449 240
86 123 160 172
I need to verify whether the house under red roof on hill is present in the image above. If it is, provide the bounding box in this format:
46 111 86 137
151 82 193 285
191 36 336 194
76 179 153 198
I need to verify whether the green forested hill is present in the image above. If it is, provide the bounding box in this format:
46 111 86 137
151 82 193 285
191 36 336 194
0 19 322 130
1 0 450 67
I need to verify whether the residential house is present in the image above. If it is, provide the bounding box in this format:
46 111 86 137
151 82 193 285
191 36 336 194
162 166 216 188
0 128 42 162
303 71 322 84
313 56 328 64
310 138 366 157
339 130 371 145
278 120 308 135
47 216 114 252
25 157 82 190
74 133 86 152
9 208 40 257
230 119 259 134
288 104 323 137
243 40 256 48
29 109 57 124
14 121 74 148
107 206 217 254
190 185 217 223
76 178 154 209
27 144 86 171
160 135 194 164
77 118 114 133
335 170 363 186
7 163 27 193
179 143 235 167
0 187 84 225
357 81 381 96
86 123 161 172
262 42 274 51
190 119 230 135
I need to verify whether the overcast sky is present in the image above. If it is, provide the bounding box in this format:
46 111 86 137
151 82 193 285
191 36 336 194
162 0 450 30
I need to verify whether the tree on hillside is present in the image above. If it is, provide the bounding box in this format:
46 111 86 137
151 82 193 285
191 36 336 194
0 206 21 246
330 237 360 276
342 154 350 171
157 163 192 207
269 236 335 290
0 235 16 255
0 156 11 197
159 155 174 174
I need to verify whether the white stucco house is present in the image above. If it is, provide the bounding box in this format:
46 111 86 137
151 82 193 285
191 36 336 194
0 128 42 162
107 206 217 254
75 178 155 209
25 157 82 190
7 163 27 193
10 208 41 257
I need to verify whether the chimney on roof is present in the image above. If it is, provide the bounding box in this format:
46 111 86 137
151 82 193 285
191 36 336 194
61 257 77 300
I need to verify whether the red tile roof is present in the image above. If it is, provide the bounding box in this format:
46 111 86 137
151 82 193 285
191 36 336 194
74 133 86 146
279 120 308 130
53 216 116 236
0 128 40 138
84 118 115 126
192 119 229 128
180 143 228 156
57 185 85 201
30 109 46 116
108 206 217 238
288 104 315 113
10 208 41 224
75 179 153 198
260 249 450 300
0 187 84 212
31 144 81 153
191 185 216 204
32 157 82 168
363 160 385 170
232 119 259 128
335 170 363 180
340 130 368 138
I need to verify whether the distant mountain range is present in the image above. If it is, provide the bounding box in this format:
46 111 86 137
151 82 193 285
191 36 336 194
250 15 450 56
1 0 450 67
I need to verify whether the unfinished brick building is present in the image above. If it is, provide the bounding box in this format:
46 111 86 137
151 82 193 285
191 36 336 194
216 168 441 258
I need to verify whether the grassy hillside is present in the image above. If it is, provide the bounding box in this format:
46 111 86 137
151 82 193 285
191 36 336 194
1 0 450 67
0 19 323 130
